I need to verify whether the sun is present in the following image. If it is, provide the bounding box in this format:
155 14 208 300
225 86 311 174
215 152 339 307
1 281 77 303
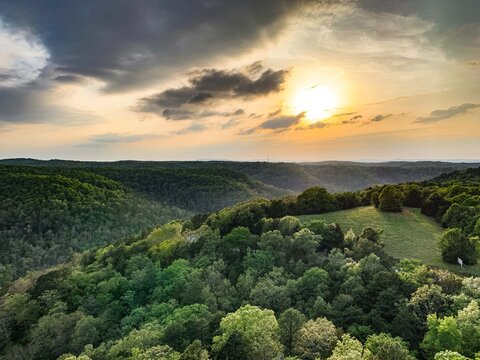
293 85 339 123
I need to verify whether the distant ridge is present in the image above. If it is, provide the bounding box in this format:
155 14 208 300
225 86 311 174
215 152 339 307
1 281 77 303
2 158 479 192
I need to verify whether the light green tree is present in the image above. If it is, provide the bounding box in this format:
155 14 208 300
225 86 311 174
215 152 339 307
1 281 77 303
278 308 307 355
365 333 415 360
293 317 338 359
212 305 283 360
434 350 471 360
328 334 372 360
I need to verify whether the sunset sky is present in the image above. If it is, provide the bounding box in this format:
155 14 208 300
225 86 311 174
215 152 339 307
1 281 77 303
0 0 479 161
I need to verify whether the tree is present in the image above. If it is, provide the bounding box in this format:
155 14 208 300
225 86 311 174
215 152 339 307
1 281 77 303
162 304 213 351
212 305 283 360
296 187 337 215
180 340 210 360
293 317 338 360
365 333 414 360
439 228 477 265
421 301 480 358
378 186 402 213
278 308 307 355
402 185 423 208
303 220 344 250
434 351 471 360
328 334 372 360
131 345 181 360
421 315 462 358
279 216 301 236
371 190 380 208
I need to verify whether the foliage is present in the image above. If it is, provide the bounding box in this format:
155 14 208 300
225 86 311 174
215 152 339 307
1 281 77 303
0 166 188 283
293 317 338 359
439 229 477 265
1 164 480 360
212 305 282 360
379 186 403 213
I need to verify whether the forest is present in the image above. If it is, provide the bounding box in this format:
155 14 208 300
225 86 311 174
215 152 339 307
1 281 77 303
2 159 478 193
0 164 289 285
0 166 479 359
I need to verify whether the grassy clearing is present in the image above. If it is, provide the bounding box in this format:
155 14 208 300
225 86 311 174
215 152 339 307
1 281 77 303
299 206 480 276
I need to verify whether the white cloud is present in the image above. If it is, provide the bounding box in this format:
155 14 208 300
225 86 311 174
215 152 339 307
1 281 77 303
0 20 49 87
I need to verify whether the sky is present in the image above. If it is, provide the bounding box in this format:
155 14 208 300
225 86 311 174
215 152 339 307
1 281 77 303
0 0 479 162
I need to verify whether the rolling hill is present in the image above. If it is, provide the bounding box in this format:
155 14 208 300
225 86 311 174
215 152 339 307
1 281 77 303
299 206 480 276
2 158 479 193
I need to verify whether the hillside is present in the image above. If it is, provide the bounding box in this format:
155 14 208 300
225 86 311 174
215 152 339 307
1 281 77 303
432 167 480 183
0 166 189 284
299 207 480 276
1 210 479 359
0 164 288 284
2 158 479 193
1 168 480 359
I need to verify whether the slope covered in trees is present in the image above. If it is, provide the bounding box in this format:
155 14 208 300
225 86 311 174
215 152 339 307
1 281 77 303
0 166 189 285
1 208 479 359
2 158 478 193
0 164 290 284
1 166 480 359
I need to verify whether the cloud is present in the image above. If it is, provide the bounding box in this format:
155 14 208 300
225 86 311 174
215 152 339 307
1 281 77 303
370 114 392 122
339 114 363 125
221 118 242 129
176 123 208 135
0 0 314 91
415 103 480 123
268 109 282 117
162 108 196 121
0 86 98 125
240 112 305 135
90 133 148 144
77 132 160 147
0 20 49 87
190 68 288 97
136 63 288 119
333 112 358 117
52 75 84 83
159 108 245 121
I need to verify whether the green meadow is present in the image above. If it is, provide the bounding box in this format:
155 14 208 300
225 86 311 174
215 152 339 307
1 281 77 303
300 206 480 276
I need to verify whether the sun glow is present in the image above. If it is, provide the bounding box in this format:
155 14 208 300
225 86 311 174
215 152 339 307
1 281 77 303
293 85 339 123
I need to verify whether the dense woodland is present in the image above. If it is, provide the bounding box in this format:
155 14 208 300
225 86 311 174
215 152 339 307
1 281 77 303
1 167 480 359
2 159 478 193
5 160 475 285
0 166 190 285
0 164 289 284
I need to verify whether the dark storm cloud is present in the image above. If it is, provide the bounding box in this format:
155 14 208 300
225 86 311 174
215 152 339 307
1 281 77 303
357 0 480 61
136 64 288 119
162 109 196 121
190 68 288 97
145 88 200 109
188 92 214 104
160 107 245 121
415 103 480 124
0 0 314 91
52 75 83 83
0 86 97 125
